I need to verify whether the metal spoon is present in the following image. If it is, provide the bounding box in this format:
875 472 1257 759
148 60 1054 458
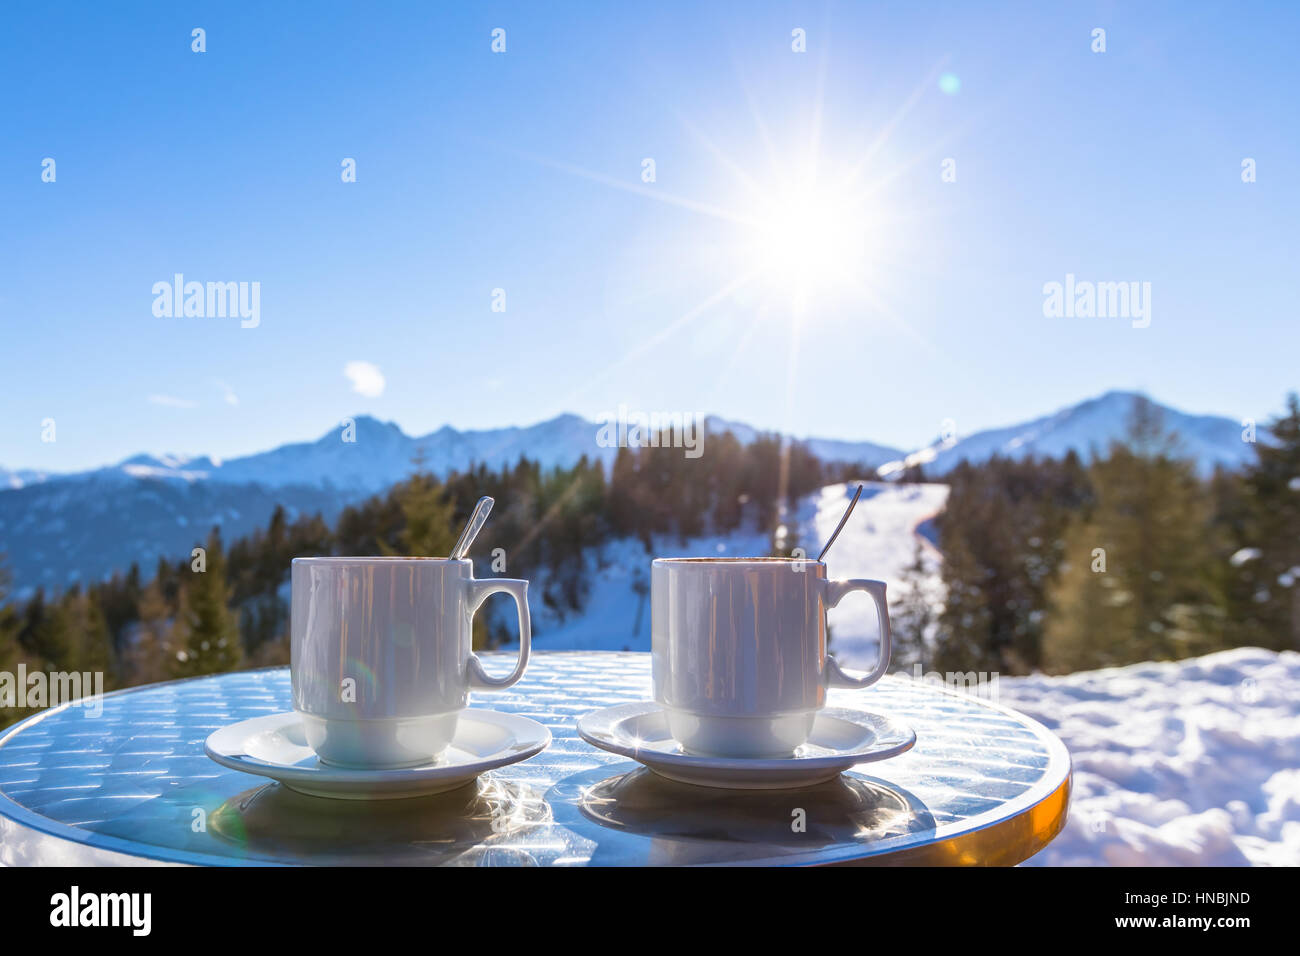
817 484 864 562
450 496 494 560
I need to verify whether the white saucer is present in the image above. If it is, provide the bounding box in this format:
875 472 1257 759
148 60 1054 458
205 709 550 800
577 702 916 790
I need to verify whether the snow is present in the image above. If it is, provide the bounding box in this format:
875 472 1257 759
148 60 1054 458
1230 547 1262 567
799 482 947 666
4 391 1258 502
517 480 946 656
521 531 769 651
132 414 901 494
513 479 1298 866
882 390 1260 478
121 463 209 482
1006 648 1300 866
0 467 49 490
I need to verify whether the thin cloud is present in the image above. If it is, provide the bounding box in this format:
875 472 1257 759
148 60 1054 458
214 379 239 405
344 361 385 398
148 394 196 409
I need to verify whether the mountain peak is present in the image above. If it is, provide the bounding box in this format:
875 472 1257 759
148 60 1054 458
898 390 1257 477
345 414 406 433
0 392 1266 595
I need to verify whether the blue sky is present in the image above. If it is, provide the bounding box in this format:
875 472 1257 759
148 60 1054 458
2 1 1297 471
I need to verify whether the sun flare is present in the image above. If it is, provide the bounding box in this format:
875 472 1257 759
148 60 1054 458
743 178 873 308
532 55 942 416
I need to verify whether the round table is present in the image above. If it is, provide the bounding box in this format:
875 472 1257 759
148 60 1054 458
0 651 1070 866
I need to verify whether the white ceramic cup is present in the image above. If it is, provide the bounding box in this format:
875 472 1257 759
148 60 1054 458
290 557 531 768
651 557 892 758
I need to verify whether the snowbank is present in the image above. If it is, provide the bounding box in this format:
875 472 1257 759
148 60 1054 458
1004 647 1300 866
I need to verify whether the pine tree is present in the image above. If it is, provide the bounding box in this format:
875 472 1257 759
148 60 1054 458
890 539 935 672
0 557 24 681
1040 519 1129 672
128 581 176 685
930 529 994 672
1043 399 1219 671
30 589 76 671
931 455 1090 674
380 473 481 641
0 559 33 728
383 474 458 557
68 590 115 685
94 564 141 658
172 529 243 678
1235 393 1300 649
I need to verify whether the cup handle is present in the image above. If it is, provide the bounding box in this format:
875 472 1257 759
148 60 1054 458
463 578 532 690
822 578 892 690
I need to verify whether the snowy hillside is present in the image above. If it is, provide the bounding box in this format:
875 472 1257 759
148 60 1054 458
1008 648 1300 867
795 483 947 667
519 480 948 656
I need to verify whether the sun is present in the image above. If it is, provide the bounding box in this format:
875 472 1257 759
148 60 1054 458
742 175 874 310
529 55 944 414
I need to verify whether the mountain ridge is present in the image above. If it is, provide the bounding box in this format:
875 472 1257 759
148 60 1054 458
2 389 1261 493
879 389 1259 478
0 391 1266 597
3 411 907 493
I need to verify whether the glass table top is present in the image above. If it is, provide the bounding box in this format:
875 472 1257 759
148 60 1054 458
0 652 1070 866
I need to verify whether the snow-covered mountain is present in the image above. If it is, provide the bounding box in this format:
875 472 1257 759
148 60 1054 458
1 391 1254 499
0 391 1263 597
0 467 49 491
71 414 609 494
6 413 903 497
0 415 902 596
702 415 904 469
880 390 1257 477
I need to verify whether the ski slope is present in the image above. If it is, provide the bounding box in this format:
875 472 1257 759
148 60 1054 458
521 480 948 656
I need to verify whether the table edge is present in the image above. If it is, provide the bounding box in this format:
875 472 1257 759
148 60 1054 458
0 656 1072 867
